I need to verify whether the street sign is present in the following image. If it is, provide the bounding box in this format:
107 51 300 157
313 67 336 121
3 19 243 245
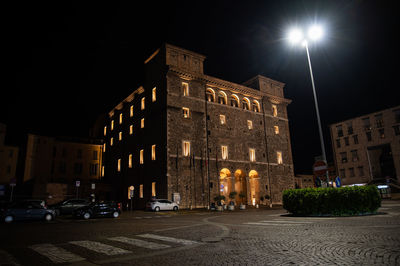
313 160 327 176
335 177 342 188
315 177 322 187
76 181 80 187
91 183 95 190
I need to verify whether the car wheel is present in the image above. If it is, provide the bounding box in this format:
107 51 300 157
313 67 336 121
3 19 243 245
4 215 14 223
44 213 53 222
112 211 119 218
83 212 91 220
154 206 160 212
173 206 178 211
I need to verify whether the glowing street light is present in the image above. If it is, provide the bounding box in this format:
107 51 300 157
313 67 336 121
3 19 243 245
287 25 330 186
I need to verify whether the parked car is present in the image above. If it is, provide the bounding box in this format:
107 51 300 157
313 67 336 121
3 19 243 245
48 198 91 215
2 201 56 223
73 201 121 219
22 199 47 208
146 199 179 212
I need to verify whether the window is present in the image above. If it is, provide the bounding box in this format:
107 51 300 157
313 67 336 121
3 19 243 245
218 91 227 105
346 122 353 135
130 105 133 117
221 145 228 160
336 139 341 148
103 143 106 152
104 126 107 136
119 113 123 124
206 88 215 102
93 151 98 160
277 151 283 164
129 154 133 168
77 149 82 159
344 137 349 146
141 118 145 128
340 152 347 163
272 104 278 117
130 125 133 135
242 97 250 110
349 167 355 177
375 114 384 128
74 163 83 175
140 184 143 198
366 131 372 141
249 148 256 162
274 125 279 135
247 120 253 130
141 97 145 110
340 169 346 178
351 150 359 162
183 107 190 118
140 149 144 164
101 166 104 177
353 135 359 144
89 164 98 176
394 109 400 123
119 132 122 141
379 128 385 139
152 87 156 102
183 141 190 157
182 82 189 96
336 125 343 137
230 94 239 107
152 182 156 197
358 166 364 176
110 137 114 146
152 145 156 160
393 125 400 136
111 120 114 130
362 117 371 130
220 115 226 125
117 159 121 172
253 100 260 112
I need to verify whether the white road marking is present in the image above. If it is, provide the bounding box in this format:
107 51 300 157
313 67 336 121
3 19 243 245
30 244 85 264
243 222 302 226
262 220 313 224
138 234 198 245
69 240 131 256
109 236 171 250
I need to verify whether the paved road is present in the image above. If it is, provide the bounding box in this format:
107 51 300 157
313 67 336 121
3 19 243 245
1 200 399 265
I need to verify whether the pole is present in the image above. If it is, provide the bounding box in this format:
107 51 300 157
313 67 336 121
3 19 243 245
10 185 14 202
304 42 330 185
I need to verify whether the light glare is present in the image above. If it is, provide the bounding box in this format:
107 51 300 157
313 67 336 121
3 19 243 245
308 25 323 41
288 29 303 44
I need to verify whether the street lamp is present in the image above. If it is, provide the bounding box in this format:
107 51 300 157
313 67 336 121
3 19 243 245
288 25 330 186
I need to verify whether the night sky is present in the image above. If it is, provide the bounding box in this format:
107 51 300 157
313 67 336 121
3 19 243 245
2 1 399 174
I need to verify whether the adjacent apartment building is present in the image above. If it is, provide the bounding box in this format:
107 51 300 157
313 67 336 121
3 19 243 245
101 43 295 209
0 124 19 197
330 106 400 186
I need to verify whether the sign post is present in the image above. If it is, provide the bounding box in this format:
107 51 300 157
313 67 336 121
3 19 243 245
76 180 80 199
9 178 16 202
313 160 328 187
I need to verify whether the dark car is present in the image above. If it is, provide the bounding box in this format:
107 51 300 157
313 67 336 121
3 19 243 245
49 198 91 215
2 201 56 223
73 201 121 220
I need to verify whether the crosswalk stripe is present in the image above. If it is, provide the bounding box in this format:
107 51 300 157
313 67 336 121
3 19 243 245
69 240 131 256
243 222 302 226
261 220 313 224
108 236 171 250
137 234 198 245
30 244 85 264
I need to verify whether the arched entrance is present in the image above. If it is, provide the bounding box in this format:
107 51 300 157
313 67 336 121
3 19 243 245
234 169 247 204
249 170 260 206
220 168 232 202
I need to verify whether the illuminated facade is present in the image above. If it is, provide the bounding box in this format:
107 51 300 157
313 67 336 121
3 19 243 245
102 44 295 209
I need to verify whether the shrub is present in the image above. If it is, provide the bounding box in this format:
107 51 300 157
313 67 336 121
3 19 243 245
282 186 381 216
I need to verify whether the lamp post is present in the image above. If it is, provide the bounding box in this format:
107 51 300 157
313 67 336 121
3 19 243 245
288 25 330 186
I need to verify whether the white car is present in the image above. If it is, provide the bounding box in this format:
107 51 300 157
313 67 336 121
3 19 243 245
146 199 179 212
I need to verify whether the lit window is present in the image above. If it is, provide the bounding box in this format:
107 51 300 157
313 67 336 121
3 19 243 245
129 154 132 168
119 113 123 124
140 149 144 164
249 148 256 162
152 182 156 197
221 145 228 160
140 184 143 198
141 118 145 128
206 88 215 102
272 104 278 117
230 94 239 107
141 97 145 110
220 115 226 125
101 166 104 177
129 125 133 135
277 151 283 164
104 126 107 136
247 120 253 130
117 159 121 172
253 100 260 112
183 141 190 157
183 107 190 118
152 145 156 160
274 126 279 134
110 137 114 146
218 91 227 105
152 87 156 102
242 97 250 110
103 143 106 152
130 106 133 117
111 120 114 130
119 132 122 141
182 82 189 96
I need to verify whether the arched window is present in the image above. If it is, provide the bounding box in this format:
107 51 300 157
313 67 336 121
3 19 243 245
218 91 227 105
230 94 240 107
253 100 260 112
242 97 250 110
206 88 215 102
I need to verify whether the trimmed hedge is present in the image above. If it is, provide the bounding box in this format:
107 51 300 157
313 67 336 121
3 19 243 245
282 186 381 216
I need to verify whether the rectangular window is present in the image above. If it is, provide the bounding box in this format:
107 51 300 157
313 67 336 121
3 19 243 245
141 97 145 110
152 145 156 160
119 132 122 141
103 143 106 152
104 126 107 136
249 148 256 162
129 154 133 168
394 109 400 123
379 128 385 138
247 120 253 130
393 125 400 136
183 107 190 118
277 151 283 164
336 125 343 137
340 169 346 178
130 105 133 117
140 149 144 164
101 166 104 177
111 120 114 130
183 141 190 157
349 167 355 177
130 125 133 135
119 113 123 124
344 137 349 146
220 115 226 125
358 166 364 176
366 131 372 141
182 82 189 96
140 184 143 198
117 159 121 172
346 121 353 135
274 125 279 135
375 114 384 128
141 118 145 128
152 87 156 102
336 139 341 148
152 182 156 197
362 117 371 130
353 134 359 144
221 145 228 160
351 150 359 162
272 104 278 117
340 152 347 163
110 137 114 146
89 164 98 176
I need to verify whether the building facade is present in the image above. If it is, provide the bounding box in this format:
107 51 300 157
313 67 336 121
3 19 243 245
330 106 400 186
0 124 19 197
102 44 295 209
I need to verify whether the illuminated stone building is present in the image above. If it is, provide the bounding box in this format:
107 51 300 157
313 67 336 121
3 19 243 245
330 106 400 186
102 44 295 209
